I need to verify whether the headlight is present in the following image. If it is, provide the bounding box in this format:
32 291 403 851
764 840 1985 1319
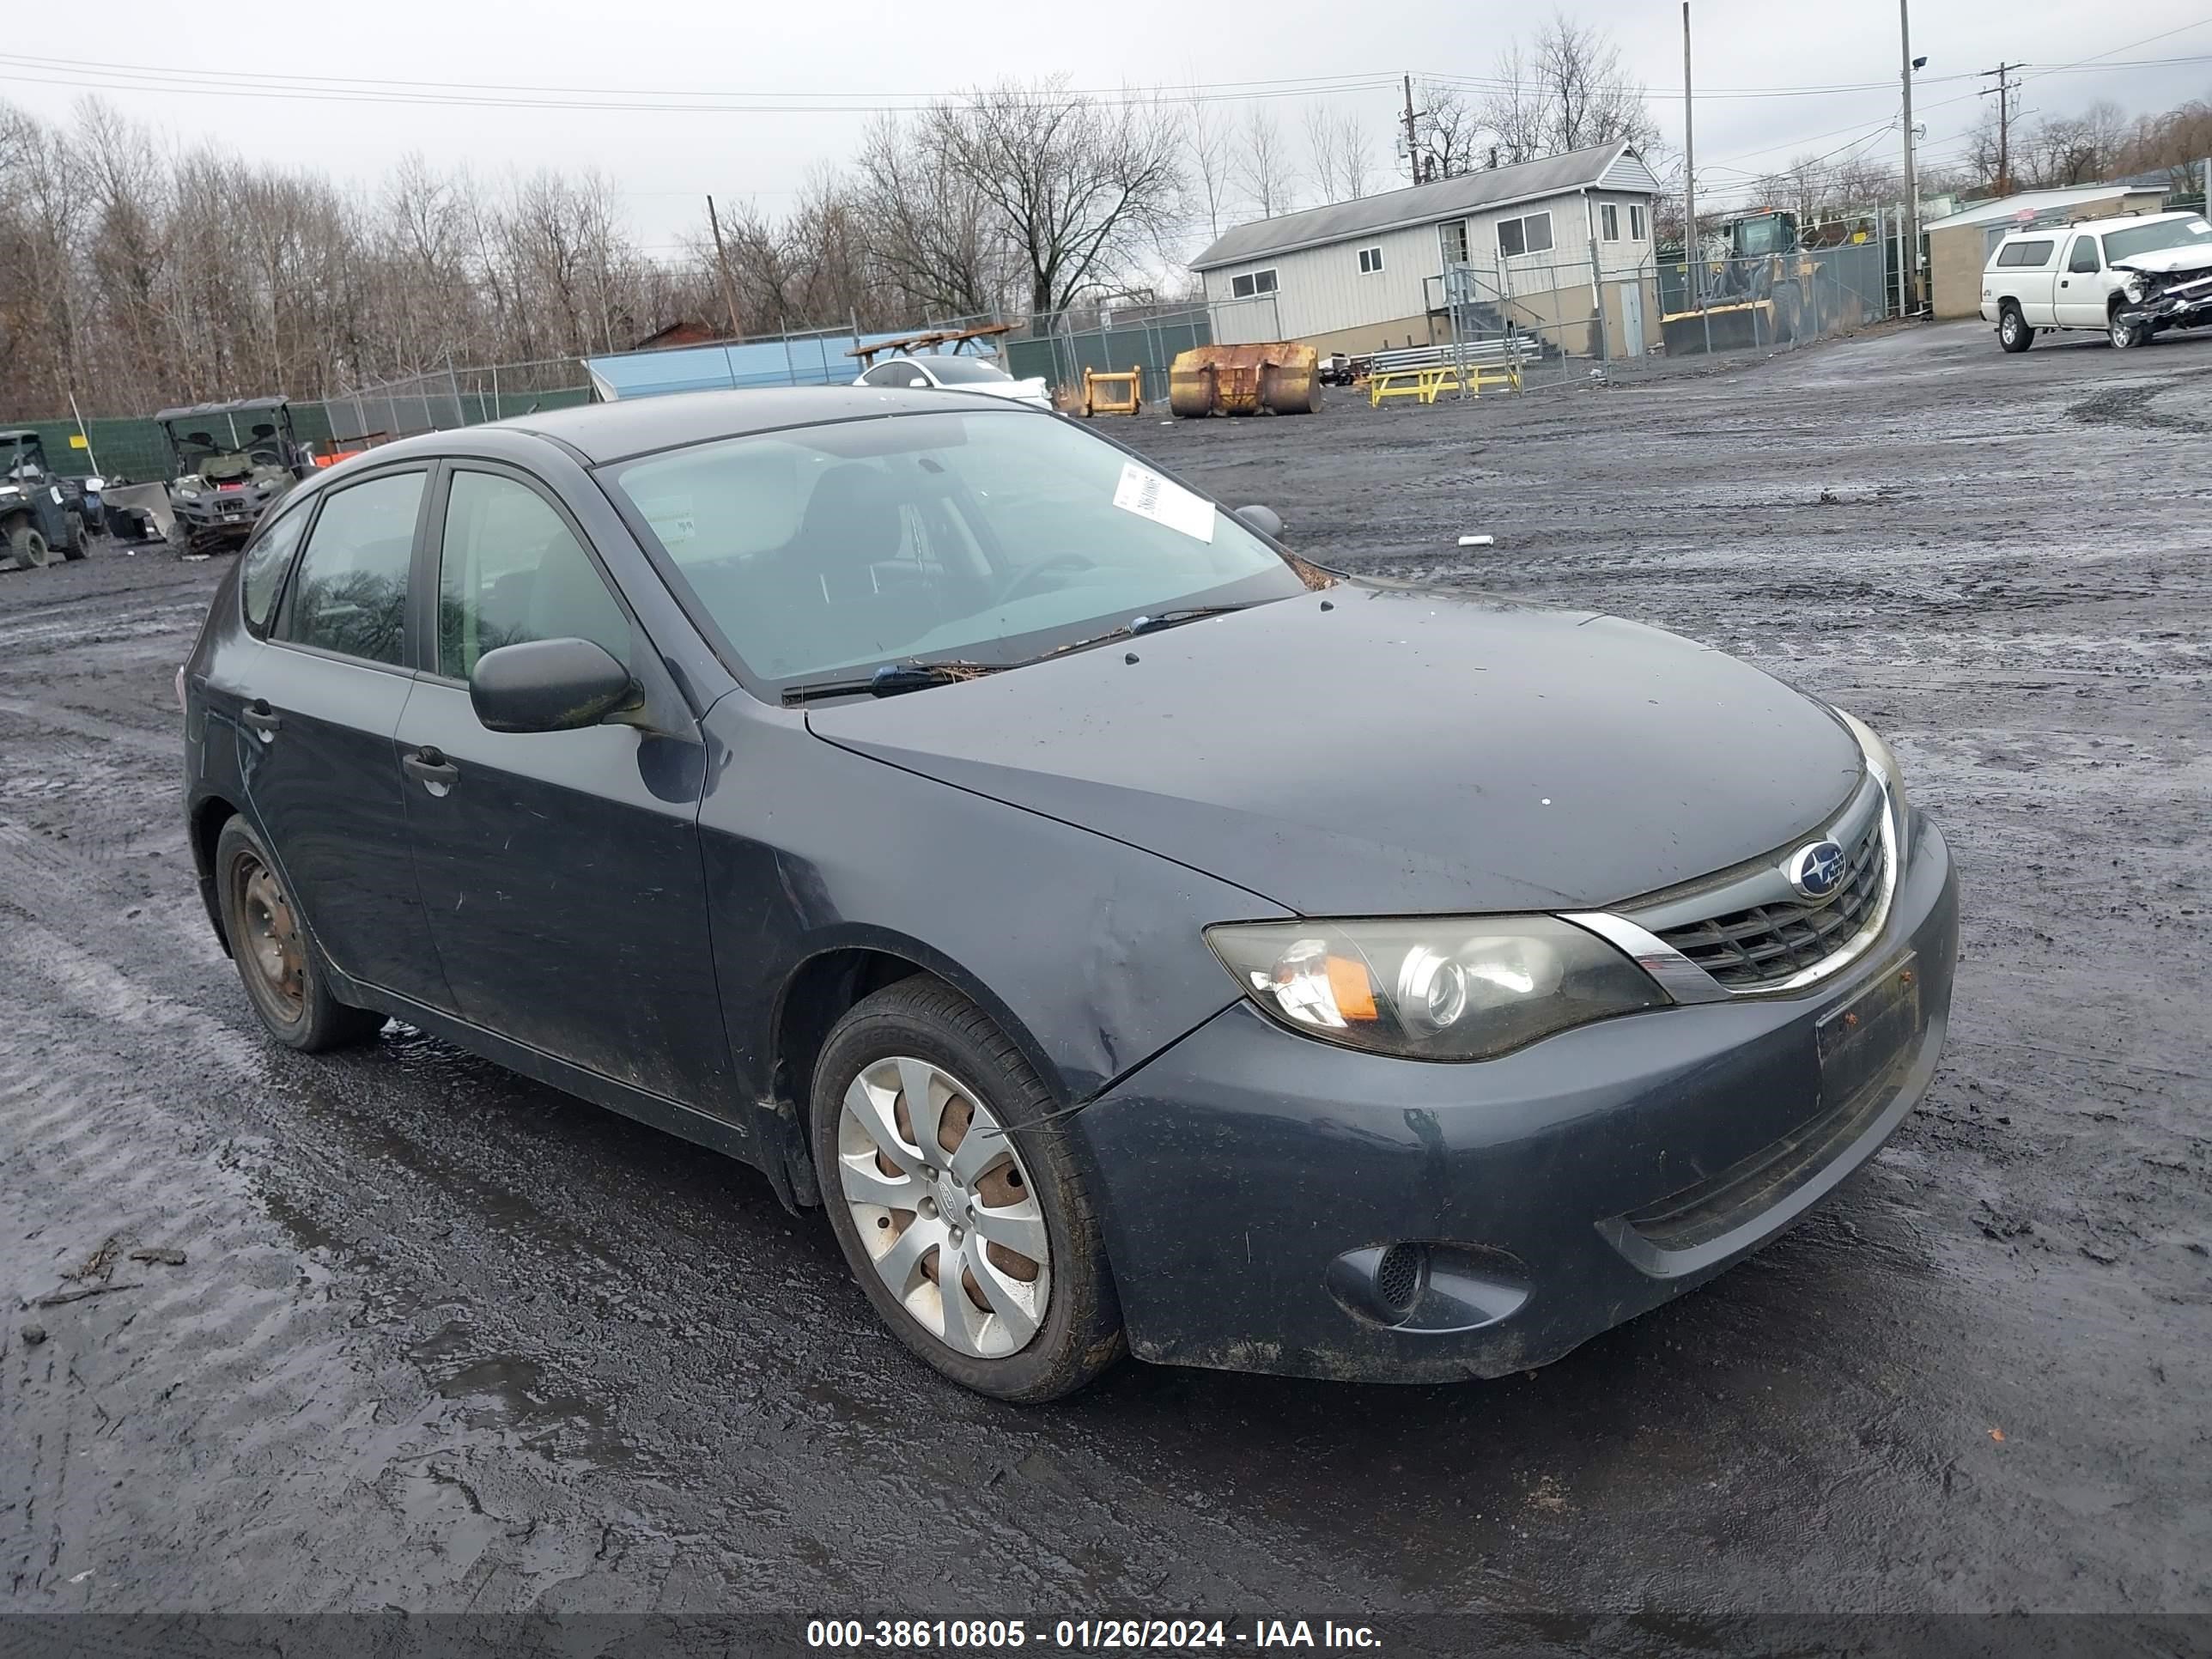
176 481 203 498
2123 276 2146 304
1206 915 1667 1060
1832 707 1911 864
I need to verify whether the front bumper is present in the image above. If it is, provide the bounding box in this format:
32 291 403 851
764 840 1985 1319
1075 815 1959 1383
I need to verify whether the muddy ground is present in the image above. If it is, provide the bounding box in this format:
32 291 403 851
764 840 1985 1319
2 320 2207 1638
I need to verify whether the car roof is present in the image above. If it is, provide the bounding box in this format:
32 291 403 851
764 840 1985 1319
483 386 1018 465
0 429 43 442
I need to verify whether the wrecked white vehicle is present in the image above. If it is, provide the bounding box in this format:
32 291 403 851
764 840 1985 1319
1983 211 2212 351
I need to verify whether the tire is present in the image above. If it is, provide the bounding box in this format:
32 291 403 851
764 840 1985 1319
166 520 191 558
62 512 87 560
2109 306 2148 349
811 978 1124 1402
1998 304 2033 353
213 814 384 1054
6 518 52 569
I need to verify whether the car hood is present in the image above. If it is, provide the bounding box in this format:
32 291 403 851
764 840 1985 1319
805 586 1864 915
2112 244 2212 276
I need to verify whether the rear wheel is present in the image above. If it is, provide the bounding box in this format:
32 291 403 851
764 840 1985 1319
62 512 86 560
214 815 384 1053
811 978 1123 1402
1998 304 2033 353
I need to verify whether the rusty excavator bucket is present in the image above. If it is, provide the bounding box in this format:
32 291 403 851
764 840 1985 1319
1168 343 1322 417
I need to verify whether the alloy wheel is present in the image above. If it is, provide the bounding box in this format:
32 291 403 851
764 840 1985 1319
836 1055 1051 1358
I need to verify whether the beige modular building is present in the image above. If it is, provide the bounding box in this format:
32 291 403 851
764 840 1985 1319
1191 143 1662 360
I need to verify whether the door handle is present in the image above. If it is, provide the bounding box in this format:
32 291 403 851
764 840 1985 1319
2060 279 2070 288
403 746 459 794
240 700 281 740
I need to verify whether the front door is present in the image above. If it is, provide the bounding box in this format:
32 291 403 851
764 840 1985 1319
2056 233 2108 327
244 466 452 1006
394 464 731 1109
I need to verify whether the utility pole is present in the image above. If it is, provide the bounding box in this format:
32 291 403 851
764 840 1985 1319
1682 2 1698 305
1899 0 1921 315
1402 74 1424 185
705 194 746 345
1981 63 2022 195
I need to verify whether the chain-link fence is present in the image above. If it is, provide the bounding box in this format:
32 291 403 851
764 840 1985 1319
324 359 593 449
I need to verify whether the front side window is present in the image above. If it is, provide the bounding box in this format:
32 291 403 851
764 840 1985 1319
608 409 1309 690
240 500 311 635
280 471 424 665
437 470 629 679
921 358 1012 385
2068 235 2102 273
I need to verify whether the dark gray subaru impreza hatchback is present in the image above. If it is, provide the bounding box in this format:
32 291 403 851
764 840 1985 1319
180 387 1958 1401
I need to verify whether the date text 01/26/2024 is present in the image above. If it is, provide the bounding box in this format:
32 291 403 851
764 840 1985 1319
805 1620 1382 1650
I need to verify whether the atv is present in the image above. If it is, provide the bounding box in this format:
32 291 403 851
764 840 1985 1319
0 430 90 570
106 398 311 558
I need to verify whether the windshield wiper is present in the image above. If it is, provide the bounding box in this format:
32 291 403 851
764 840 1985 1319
996 603 1261 672
781 659 999 705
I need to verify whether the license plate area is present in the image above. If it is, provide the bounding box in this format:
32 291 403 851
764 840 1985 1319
1817 954 1921 1109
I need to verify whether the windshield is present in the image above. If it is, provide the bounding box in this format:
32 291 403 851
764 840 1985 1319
2106 217 2212 263
606 409 1307 689
921 357 1012 385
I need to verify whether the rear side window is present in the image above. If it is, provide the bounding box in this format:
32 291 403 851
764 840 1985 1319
1995 239 2055 268
2068 235 2102 273
240 501 310 635
280 471 425 665
437 470 629 678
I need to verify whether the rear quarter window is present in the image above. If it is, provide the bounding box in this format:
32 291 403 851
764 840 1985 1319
240 501 312 636
1993 240 2056 269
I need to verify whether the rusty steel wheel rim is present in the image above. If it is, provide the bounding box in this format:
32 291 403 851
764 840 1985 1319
836 1056 1052 1359
234 854 306 1017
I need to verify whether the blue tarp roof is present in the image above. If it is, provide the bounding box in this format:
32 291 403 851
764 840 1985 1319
585 332 930 400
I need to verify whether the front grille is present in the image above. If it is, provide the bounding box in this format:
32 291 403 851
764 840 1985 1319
1656 811 1887 989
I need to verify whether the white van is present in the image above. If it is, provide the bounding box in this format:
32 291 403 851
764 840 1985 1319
1980 210 2212 351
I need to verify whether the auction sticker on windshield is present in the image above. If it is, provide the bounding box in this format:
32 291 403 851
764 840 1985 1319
1112 462 1214 544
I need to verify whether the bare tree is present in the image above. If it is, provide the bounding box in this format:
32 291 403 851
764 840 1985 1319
1408 82 1486 181
1184 102 1236 238
1235 106 1297 219
935 80 1184 317
1304 106 1377 204
1477 15 1658 165
855 114 1007 319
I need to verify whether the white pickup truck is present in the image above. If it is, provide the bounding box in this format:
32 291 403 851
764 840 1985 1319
1981 210 2212 351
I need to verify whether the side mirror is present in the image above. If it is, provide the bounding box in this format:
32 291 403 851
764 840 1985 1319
1234 503 1285 541
470 638 635 734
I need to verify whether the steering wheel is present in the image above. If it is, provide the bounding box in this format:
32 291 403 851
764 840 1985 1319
995 551 1091 605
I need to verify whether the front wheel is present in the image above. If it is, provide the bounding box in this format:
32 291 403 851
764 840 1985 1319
1998 305 2033 353
5 519 52 568
811 978 1124 1402
2109 307 2148 349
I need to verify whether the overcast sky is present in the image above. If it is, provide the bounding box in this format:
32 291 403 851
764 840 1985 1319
7 0 2209 259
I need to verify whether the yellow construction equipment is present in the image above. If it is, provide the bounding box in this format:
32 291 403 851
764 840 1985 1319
1081 367 1143 416
1168 343 1322 417
1661 209 1842 356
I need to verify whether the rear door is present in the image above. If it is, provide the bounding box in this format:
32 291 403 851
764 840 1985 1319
2056 233 2108 326
392 461 730 1107
245 465 452 1006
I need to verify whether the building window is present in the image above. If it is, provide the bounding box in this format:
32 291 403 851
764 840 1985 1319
1629 204 1647 240
1439 220 1470 265
1601 204 1620 241
1496 210 1554 258
1357 246 1384 274
1230 268 1279 299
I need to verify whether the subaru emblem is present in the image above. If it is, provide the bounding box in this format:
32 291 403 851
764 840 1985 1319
1785 839 1847 904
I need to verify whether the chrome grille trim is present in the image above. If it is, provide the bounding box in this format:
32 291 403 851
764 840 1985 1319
1574 769 1900 1001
